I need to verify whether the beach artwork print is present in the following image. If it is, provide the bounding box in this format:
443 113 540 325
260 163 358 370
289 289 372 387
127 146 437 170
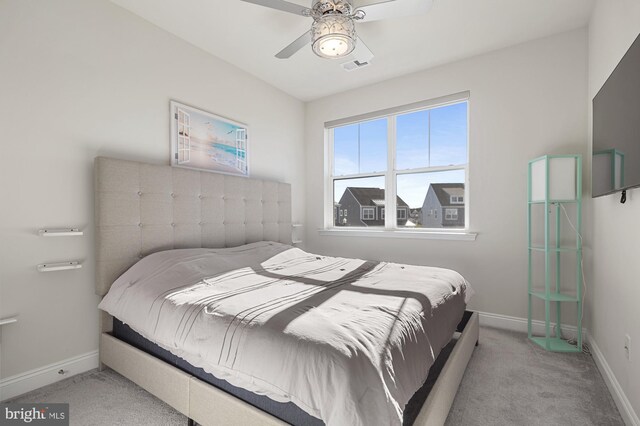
170 101 249 176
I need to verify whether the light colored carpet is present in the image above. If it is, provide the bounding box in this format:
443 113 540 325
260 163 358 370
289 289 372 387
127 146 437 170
445 327 623 426
6 368 186 425
6 327 623 426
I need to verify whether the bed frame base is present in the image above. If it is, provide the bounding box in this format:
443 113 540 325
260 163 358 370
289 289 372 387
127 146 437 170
99 311 478 426
415 310 479 425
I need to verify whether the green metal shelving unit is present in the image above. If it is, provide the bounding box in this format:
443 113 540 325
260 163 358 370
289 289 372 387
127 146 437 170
527 154 582 353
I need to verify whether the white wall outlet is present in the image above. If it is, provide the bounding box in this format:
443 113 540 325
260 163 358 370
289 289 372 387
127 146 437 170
624 334 631 360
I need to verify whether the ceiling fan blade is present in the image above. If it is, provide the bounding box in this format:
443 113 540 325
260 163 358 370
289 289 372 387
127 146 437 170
354 36 374 63
341 37 374 71
275 30 312 59
353 0 396 8
358 0 433 22
240 0 311 16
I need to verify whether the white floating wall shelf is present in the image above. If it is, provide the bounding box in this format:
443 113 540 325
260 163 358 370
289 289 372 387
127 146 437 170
37 261 82 272
0 317 18 326
39 228 83 237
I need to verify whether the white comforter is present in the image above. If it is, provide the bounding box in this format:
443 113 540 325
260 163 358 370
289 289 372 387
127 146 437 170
99 242 472 426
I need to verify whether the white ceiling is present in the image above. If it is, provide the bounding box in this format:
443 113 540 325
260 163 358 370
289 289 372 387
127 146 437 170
111 0 595 101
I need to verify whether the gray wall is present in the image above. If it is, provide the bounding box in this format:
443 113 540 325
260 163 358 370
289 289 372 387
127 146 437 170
588 0 640 419
0 0 305 381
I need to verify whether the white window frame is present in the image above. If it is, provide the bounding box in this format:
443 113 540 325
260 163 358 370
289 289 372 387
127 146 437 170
451 196 464 204
323 91 474 240
361 207 375 220
397 208 407 220
381 208 385 219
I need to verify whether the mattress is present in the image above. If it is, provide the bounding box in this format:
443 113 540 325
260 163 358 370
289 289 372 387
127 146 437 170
99 242 472 426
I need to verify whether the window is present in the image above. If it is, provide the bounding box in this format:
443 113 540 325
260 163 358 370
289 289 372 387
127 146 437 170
327 93 468 231
362 207 375 220
445 208 458 220
339 209 343 217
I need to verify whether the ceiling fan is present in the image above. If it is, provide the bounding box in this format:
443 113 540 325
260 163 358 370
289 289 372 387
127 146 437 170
239 0 433 62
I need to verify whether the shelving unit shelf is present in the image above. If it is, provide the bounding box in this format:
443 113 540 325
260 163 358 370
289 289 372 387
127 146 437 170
529 337 581 353
527 154 583 353
528 246 579 252
529 291 578 302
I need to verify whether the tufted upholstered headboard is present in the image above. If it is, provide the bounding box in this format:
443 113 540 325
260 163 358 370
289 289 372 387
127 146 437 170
94 157 292 296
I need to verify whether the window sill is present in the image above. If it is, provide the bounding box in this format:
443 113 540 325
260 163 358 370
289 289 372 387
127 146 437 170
317 228 477 241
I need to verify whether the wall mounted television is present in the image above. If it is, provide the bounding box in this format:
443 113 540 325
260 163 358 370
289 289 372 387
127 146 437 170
592 31 640 199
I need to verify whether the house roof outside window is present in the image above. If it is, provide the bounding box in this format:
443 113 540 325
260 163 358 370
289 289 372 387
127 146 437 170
346 187 409 208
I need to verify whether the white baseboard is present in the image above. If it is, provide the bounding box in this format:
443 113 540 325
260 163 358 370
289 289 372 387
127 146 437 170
477 310 585 338
589 338 639 426
0 350 98 402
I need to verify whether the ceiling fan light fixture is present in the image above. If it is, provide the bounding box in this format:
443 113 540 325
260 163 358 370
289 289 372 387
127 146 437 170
311 14 356 59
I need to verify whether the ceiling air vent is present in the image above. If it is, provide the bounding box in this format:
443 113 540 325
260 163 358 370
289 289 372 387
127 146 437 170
342 59 371 72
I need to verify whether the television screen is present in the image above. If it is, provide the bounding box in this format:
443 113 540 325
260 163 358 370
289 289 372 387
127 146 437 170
592 32 640 198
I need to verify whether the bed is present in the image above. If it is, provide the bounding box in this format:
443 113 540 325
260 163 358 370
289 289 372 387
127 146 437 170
95 157 479 426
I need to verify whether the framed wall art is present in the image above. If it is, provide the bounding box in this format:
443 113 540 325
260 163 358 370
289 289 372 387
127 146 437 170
170 101 249 176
